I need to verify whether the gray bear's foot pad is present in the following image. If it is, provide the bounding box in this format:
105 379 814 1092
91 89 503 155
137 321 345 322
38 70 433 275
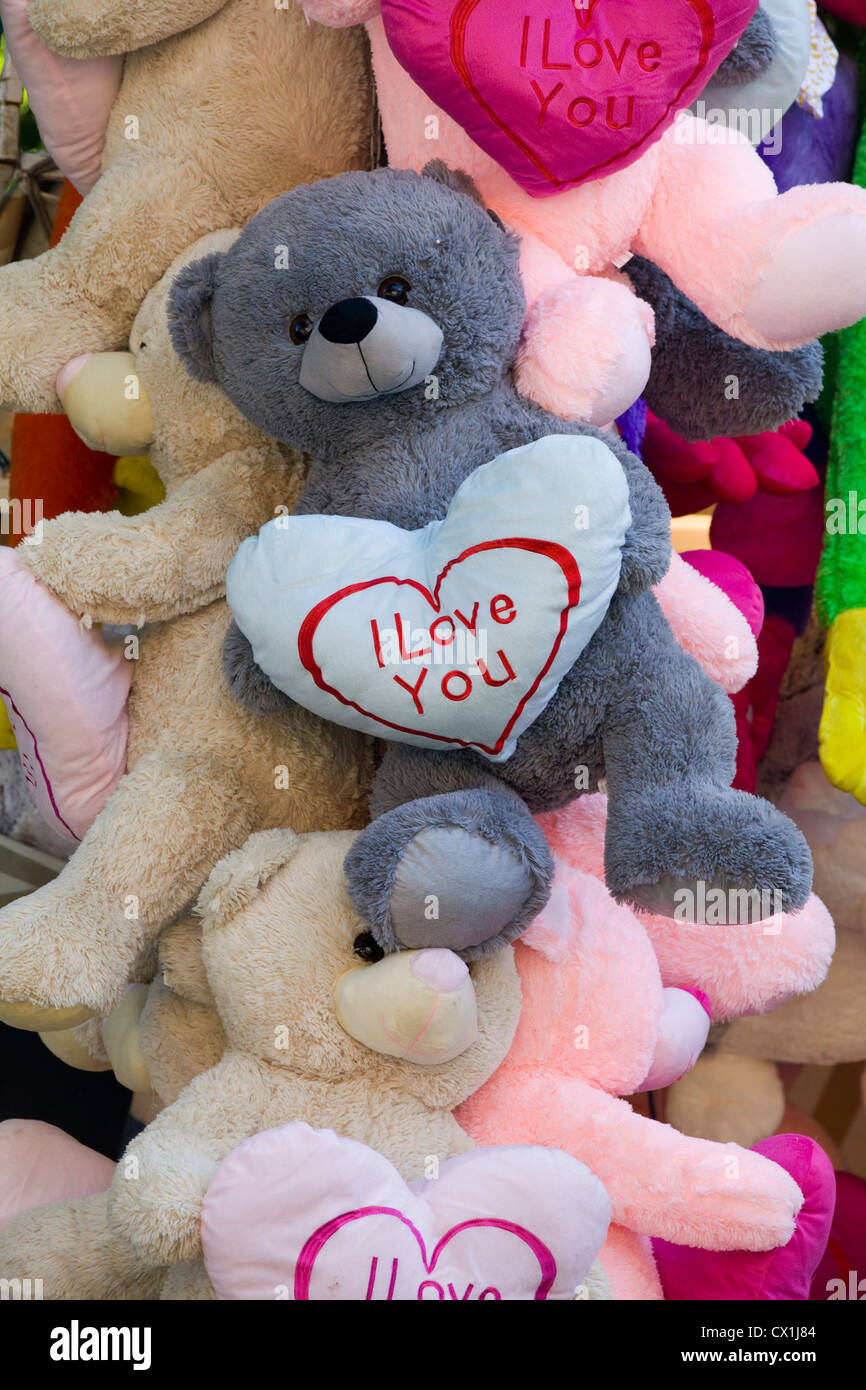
605 787 813 923
344 789 554 960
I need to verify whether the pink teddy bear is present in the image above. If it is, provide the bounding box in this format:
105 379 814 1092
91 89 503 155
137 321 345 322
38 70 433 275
458 792 836 1298
301 1 866 426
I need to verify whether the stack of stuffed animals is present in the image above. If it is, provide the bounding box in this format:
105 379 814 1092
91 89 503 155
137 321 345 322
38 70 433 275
0 0 864 1301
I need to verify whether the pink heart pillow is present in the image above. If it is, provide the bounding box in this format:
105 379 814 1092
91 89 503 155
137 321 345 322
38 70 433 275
0 548 130 843
0 1120 114 1233
380 0 758 197
0 0 122 194
201 1124 611 1299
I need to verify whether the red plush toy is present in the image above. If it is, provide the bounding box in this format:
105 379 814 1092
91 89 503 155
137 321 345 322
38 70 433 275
642 412 818 515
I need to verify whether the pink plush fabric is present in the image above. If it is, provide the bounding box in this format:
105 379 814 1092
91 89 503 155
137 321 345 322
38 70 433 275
515 237 654 425
0 547 130 842
202 1123 611 1300
457 853 805 1250
0 1119 114 1232
637 986 711 1092
0 0 122 194
652 551 758 695
810 1170 866 1301
681 548 765 640
598 1226 664 1301
364 8 866 355
540 794 836 1022
653 1135 836 1300
379 1 757 197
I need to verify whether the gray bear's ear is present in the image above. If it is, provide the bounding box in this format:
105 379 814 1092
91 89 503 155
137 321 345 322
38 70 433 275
422 159 484 206
422 160 508 233
168 253 223 383
711 7 776 86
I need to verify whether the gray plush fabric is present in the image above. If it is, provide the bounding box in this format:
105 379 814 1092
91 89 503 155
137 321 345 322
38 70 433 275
170 163 813 954
628 255 823 441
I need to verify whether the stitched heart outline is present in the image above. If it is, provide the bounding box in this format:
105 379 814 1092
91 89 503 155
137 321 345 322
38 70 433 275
294 1204 558 1300
448 0 717 191
296 537 581 757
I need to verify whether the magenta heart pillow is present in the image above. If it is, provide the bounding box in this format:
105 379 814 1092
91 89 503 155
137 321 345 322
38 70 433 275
379 0 758 197
227 435 630 763
201 1124 611 1300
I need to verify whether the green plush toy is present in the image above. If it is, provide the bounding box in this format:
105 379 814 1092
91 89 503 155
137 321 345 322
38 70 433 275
817 44 866 804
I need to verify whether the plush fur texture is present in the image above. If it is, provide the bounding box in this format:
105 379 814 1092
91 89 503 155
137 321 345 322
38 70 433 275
0 0 372 413
627 256 824 442
170 165 812 954
0 249 375 1026
304 2 866 369
711 5 777 84
458 853 805 1252
0 831 523 1297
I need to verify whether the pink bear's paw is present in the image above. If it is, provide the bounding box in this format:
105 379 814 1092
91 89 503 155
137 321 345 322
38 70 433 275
655 1136 835 1300
677 1145 803 1252
515 276 653 426
744 200 866 347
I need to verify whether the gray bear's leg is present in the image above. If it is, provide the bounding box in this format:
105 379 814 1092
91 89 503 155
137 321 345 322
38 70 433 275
597 593 813 921
344 748 553 960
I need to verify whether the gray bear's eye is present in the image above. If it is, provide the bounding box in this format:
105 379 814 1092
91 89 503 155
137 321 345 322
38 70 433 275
378 275 411 306
289 313 314 345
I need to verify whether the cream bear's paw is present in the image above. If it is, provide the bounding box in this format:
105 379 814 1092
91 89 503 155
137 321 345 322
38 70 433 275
0 883 136 1026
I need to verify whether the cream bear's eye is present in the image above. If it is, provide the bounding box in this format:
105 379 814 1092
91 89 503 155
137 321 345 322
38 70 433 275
353 931 384 964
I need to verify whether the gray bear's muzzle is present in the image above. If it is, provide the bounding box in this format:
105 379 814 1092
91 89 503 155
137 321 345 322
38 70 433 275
298 295 443 403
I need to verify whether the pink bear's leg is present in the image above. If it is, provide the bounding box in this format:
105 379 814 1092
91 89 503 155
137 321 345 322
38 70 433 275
636 116 866 350
0 548 130 843
515 235 653 425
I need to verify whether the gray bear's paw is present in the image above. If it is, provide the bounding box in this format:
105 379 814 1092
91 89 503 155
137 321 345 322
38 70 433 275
222 619 297 716
344 788 553 960
605 787 813 923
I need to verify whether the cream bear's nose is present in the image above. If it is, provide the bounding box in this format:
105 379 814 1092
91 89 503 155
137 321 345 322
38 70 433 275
56 350 155 455
409 949 469 993
336 947 477 1066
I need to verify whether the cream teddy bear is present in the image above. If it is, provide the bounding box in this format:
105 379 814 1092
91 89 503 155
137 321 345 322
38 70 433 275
0 829 537 1299
0 0 372 413
0 239 374 1031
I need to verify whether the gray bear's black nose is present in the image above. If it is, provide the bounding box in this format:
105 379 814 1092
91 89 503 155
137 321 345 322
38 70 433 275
318 297 378 345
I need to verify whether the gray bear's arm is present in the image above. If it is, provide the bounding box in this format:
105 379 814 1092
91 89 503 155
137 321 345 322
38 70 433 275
498 397 672 597
223 619 297 716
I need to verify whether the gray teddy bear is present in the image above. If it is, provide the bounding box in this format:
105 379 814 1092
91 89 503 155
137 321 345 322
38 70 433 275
168 163 812 960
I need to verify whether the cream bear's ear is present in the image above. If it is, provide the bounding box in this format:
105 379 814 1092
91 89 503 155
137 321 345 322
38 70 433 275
196 829 302 931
